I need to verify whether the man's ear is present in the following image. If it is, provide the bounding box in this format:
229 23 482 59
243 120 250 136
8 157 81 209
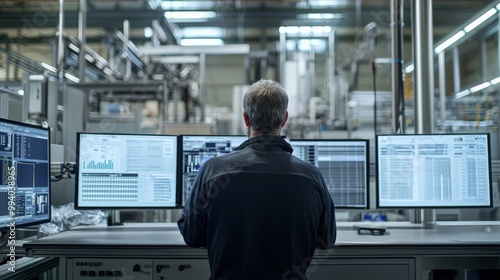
280 111 288 127
243 112 251 127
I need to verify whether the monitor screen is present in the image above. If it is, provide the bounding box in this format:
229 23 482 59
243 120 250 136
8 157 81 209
0 118 51 231
376 133 492 208
180 135 247 206
75 133 179 209
290 139 370 209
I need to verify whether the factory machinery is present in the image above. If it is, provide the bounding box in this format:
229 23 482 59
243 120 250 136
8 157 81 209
1 1 500 279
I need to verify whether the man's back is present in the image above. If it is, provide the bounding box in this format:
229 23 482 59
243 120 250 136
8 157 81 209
178 136 336 280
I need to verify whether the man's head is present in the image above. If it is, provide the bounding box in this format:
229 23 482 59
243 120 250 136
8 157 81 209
243 79 289 137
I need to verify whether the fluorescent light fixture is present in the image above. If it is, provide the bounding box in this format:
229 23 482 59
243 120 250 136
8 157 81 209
165 11 216 22
64 73 80 83
182 27 224 38
17 90 24 96
161 1 214 10
68 43 80 53
285 40 296 51
95 61 104 70
144 27 153 38
283 26 299 34
470 82 491 93
300 0 349 7
405 64 414 73
299 26 312 34
180 38 224 46
103 68 113 76
497 3 500 10
40 62 57 73
148 0 160 9
455 89 471 98
312 26 331 34
464 8 496 32
279 26 331 35
298 39 326 52
491 76 500 84
435 30 465 53
304 13 338 19
84 54 95 63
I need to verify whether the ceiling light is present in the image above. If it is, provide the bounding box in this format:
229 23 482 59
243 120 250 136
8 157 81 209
165 11 216 22
161 1 215 10
491 76 500 85
68 43 80 53
64 73 80 83
405 64 414 73
298 39 326 52
470 82 491 93
312 26 332 34
464 8 496 33
144 27 153 38
84 54 95 63
182 27 224 38
304 13 339 20
455 89 470 99
279 26 331 35
180 39 224 46
40 62 57 73
299 26 312 34
435 30 465 53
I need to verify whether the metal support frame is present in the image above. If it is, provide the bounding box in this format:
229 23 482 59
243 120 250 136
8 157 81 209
78 0 87 82
453 48 461 93
411 0 436 227
438 52 446 132
391 0 405 134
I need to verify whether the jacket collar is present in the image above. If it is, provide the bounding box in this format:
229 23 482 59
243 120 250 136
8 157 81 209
235 135 293 153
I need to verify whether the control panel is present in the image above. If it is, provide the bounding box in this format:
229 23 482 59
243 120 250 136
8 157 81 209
153 259 210 279
67 258 153 279
66 258 210 280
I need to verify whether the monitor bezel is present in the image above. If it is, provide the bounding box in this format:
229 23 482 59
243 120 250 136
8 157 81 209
75 132 180 210
0 117 51 231
179 134 248 208
375 133 493 209
289 138 371 210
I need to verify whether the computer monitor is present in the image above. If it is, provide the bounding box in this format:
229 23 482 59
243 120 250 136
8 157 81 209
75 133 179 209
0 118 51 231
180 135 247 206
376 133 492 208
290 139 370 209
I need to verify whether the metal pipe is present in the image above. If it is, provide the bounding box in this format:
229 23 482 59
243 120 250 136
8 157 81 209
453 48 460 93
199 52 206 121
58 0 64 80
481 40 487 81
328 29 336 124
78 0 87 82
438 52 446 132
412 0 435 228
391 0 404 134
279 31 286 84
123 20 131 81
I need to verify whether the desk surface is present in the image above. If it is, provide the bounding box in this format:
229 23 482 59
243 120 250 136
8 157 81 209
23 222 500 258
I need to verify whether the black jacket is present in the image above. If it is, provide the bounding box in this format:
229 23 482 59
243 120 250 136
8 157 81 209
177 135 337 280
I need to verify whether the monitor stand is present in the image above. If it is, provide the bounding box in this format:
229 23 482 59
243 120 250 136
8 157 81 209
107 211 123 226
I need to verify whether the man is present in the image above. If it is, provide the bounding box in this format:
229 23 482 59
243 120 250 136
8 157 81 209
177 79 336 279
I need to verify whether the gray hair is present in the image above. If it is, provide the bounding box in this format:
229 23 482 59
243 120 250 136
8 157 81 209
243 79 288 133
